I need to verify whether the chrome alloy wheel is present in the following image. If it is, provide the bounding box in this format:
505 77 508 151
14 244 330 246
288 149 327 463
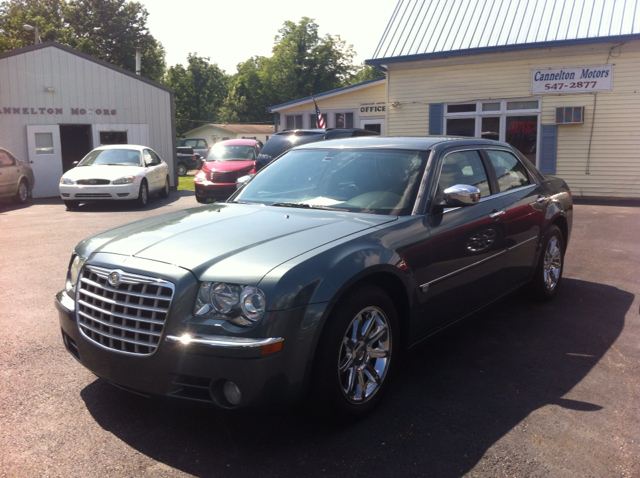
543 236 562 291
17 181 28 203
338 306 391 404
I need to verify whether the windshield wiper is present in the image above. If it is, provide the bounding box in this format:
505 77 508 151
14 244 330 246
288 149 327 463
271 202 348 211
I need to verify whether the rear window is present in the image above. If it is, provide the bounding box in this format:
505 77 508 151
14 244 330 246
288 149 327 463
258 132 325 160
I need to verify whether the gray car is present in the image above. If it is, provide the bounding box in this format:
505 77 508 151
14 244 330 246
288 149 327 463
0 147 35 204
56 136 572 419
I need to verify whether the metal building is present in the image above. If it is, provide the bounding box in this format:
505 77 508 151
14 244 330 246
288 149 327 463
0 42 176 198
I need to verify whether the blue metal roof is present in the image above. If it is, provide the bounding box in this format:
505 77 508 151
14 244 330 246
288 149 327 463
368 0 640 66
267 76 385 112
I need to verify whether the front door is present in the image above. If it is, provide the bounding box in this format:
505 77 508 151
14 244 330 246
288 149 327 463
27 125 63 198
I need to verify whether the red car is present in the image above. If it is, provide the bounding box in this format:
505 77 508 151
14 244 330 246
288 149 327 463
194 139 262 203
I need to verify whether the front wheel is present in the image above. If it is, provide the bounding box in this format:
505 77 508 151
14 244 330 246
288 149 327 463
64 200 80 210
529 225 564 301
135 181 148 208
14 179 29 204
310 284 399 420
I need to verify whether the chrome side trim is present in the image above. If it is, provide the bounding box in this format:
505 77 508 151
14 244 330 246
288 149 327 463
420 249 507 289
165 334 284 349
506 235 538 250
490 184 537 199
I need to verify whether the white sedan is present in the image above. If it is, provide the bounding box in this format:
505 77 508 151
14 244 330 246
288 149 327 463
59 145 170 209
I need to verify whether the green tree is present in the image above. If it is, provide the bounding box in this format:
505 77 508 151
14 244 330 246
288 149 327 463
219 56 273 123
350 64 385 84
165 53 229 135
0 0 166 82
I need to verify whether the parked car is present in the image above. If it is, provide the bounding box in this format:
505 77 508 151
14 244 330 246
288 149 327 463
176 146 202 176
0 147 35 204
56 136 572 419
256 128 379 171
59 145 170 209
194 139 262 203
176 138 209 158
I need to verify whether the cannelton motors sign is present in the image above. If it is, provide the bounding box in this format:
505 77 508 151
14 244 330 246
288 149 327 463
531 65 613 94
0 107 117 115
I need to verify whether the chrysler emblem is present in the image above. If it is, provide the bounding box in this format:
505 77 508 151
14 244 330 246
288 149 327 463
108 271 122 286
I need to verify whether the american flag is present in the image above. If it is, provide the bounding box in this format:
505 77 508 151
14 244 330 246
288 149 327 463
313 97 326 129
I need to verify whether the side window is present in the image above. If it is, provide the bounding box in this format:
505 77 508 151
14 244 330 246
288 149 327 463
486 150 531 192
197 140 207 148
0 150 16 166
143 150 154 165
437 150 491 201
148 150 162 164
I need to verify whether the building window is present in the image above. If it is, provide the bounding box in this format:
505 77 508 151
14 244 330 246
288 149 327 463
35 133 54 154
444 98 540 165
100 131 128 145
309 113 328 129
285 115 303 130
335 112 353 128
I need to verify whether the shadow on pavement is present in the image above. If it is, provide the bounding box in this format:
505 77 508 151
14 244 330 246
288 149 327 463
81 278 632 478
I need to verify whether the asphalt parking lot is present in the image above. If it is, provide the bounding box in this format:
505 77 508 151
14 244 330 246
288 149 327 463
0 193 638 478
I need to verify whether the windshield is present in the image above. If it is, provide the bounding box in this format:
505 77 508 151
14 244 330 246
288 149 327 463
207 144 256 162
234 148 428 216
78 149 142 167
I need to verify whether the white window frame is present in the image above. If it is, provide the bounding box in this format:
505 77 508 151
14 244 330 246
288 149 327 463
444 98 541 166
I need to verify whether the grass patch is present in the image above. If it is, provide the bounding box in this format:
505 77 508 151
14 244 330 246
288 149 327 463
178 176 195 191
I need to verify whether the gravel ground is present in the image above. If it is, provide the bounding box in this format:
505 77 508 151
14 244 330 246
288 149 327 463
0 193 638 478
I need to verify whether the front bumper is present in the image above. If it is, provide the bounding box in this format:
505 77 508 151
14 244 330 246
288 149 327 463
59 183 139 201
56 285 324 409
194 181 235 200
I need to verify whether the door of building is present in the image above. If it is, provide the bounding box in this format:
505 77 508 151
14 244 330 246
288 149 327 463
26 125 63 198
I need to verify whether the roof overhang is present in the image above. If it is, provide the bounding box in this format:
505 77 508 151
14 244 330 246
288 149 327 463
268 76 386 113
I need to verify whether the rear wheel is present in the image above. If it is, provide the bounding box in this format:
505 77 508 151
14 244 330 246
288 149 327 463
136 181 148 208
64 200 80 210
14 179 29 204
177 163 188 176
159 176 170 198
310 284 398 420
530 225 564 301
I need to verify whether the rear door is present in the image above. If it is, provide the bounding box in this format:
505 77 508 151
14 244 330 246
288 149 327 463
484 148 546 284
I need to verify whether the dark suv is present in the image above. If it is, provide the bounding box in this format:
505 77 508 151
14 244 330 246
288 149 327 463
256 128 379 170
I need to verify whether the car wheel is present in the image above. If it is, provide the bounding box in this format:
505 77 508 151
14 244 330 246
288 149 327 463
136 181 149 208
530 225 564 301
311 284 398 420
159 176 170 199
177 163 188 176
64 200 80 210
14 179 29 204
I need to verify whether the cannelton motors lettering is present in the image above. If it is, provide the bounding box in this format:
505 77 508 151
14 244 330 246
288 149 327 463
0 107 117 115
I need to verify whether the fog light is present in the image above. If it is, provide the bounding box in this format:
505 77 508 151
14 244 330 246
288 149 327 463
223 381 242 406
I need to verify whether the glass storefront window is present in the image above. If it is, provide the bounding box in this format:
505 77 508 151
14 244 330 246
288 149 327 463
446 118 475 137
447 103 477 113
507 100 539 110
505 116 537 163
335 112 354 128
482 102 500 111
481 117 500 140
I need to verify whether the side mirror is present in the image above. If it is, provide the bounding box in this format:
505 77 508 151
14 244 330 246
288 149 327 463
71 161 79 168
236 174 254 190
442 184 481 207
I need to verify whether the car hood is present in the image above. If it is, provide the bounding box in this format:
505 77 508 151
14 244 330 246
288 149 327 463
77 203 396 283
63 165 144 180
203 160 254 172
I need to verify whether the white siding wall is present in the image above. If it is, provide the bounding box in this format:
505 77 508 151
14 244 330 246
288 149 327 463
386 42 640 198
0 45 175 188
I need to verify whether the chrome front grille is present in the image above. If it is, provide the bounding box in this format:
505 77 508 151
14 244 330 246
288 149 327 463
77 179 111 185
76 265 174 355
211 166 252 183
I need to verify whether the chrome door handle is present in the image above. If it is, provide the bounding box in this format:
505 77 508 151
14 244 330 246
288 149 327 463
489 209 505 219
536 195 548 203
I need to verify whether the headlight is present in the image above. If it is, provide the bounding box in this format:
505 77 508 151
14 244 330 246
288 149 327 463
60 177 75 185
113 176 135 184
65 254 86 293
194 171 207 182
194 282 266 326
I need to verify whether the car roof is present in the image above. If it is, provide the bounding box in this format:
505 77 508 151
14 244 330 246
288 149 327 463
292 136 512 151
94 144 148 152
216 139 261 146
275 128 373 135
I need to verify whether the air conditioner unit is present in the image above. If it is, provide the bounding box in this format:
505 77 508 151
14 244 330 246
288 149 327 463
556 106 584 124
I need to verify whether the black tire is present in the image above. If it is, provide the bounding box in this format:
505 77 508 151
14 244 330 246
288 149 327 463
159 176 170 199
196 196 207 204
310 284 399 420
14 179 29 204
64 200 80 210
177 163 188 176
529 225 564 301
136 181 148 208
